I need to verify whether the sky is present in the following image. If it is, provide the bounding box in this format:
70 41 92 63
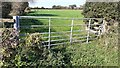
29 0 86 8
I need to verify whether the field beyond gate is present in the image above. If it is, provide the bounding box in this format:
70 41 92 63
19 16 103 47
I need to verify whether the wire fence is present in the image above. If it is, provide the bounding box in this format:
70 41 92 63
16 16 104 48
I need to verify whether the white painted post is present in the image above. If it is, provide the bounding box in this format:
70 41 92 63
13 16 20 31
70 18 74 45
86 19 91 43
48 18 51 48
102 19 106 34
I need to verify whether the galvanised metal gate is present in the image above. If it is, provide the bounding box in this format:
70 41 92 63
14 16 105 48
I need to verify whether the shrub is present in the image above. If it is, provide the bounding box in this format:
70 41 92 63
83 2 118 21
0 28 19 67
1 31 70 67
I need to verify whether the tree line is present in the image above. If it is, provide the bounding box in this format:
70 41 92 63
31 4 84 10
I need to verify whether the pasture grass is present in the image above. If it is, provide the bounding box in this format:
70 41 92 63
27 9 84 18
21 10 84 32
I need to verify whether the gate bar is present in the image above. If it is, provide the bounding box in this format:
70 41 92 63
70 18 74 44
48 18 51 48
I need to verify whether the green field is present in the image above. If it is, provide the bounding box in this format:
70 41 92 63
19 9 118 66
21 9 84 32
27 9 84 18
20 9 88 43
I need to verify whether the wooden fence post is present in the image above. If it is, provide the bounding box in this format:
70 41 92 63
13 16 20 31
102 19 106 34
86 19 91 43
48 18 51 48
70 18 74 45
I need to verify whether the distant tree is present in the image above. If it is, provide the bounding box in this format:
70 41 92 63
52 5 56 9
55 5 60 9
69 4 77 9
73 4 77 7
79 5 84 10
34 6 39 9
52 5 63 9
52 5 62 9
41 6 45 9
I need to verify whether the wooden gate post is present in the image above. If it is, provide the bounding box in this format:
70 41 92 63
102 19 106 34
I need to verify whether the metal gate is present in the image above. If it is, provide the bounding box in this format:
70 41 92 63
14 16 105 48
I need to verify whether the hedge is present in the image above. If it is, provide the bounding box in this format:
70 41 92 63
83 2 118 21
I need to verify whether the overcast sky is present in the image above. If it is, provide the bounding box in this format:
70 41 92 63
29 0 86 8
